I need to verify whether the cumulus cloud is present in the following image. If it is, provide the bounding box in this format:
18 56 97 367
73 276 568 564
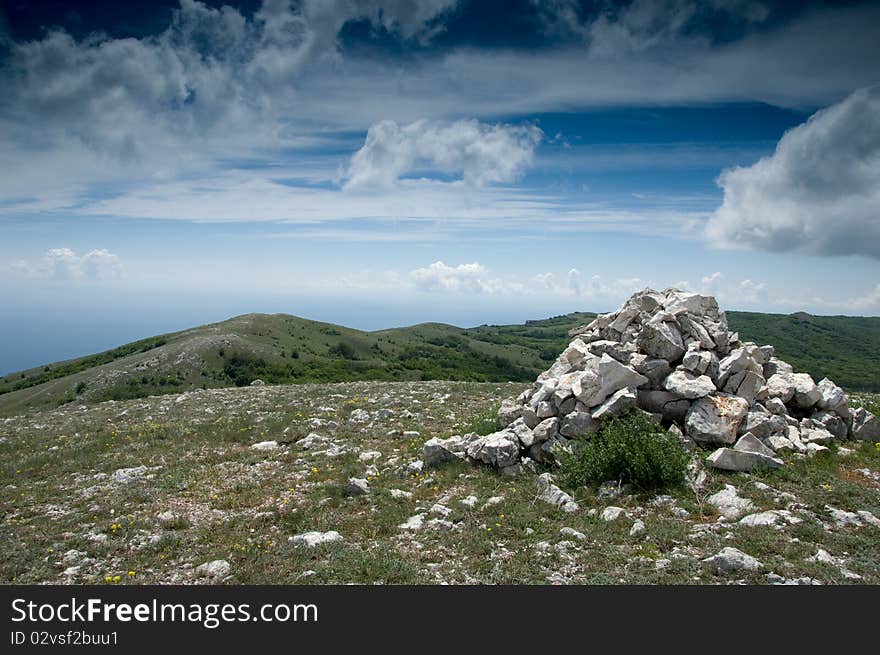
705 86 880 258
8 248 123 281
409 261 503 294
344 119 543 189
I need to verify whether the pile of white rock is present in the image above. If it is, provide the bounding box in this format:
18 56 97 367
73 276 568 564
423 288 879 475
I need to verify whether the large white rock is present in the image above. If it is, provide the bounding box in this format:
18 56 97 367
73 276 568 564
575 355 647 407
733 432 777 458
507 418 536 448
637 320 686 362
591 386 637 420
738 510 802 529
466 432 520 468
706 447 783 472
559 411 600 438
423 435 468 467
851 407 880 441
766 373 797 403
685 395 749 445
532 417 560 443
498 398 523 427
791 373 821 409
662 369 716 399
816 378 848 413
738 411 786 439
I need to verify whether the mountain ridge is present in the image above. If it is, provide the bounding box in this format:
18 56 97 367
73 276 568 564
2 308 879 415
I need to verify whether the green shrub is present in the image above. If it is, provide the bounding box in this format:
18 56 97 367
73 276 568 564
562 410 688 491
328 342 358 360
467 411 501 436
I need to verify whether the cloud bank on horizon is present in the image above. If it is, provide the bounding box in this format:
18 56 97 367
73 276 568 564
1 0 880 331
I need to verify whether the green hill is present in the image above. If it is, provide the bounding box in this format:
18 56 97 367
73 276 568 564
0 308 877 415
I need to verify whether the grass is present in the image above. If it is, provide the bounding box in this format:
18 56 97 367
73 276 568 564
2 381 878 585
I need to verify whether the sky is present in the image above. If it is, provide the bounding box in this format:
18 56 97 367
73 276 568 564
1 0 879 374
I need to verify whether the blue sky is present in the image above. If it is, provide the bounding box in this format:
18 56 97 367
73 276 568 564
1 0 879 374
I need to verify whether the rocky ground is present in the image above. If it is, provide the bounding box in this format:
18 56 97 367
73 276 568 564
1 380 879 585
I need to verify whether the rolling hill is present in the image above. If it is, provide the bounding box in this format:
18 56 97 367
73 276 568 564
1 308 878 415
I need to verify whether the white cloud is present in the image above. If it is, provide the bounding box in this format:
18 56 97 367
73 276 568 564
409 261 503 294
8 248 123 281
700 271 723 294
567 268 582 296
705 85 880 258
344 119 542 189
737 278 768 303
841 283 880 312
407 261 657 305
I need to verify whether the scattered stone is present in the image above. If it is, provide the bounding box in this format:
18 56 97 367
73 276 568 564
349 409 371 423
738 510 802 528
546 571 570 585
111 466 147 483
346 477 369 496
707 484 755 520
702 547 763 574
398 515 425 531
195 559 230 579
459 495 478 508
629 519 646 537
290 531 343 547
601 506 626 522
157 511 183 528
249 440 279 451
560 527 586 540
536 473 579 512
